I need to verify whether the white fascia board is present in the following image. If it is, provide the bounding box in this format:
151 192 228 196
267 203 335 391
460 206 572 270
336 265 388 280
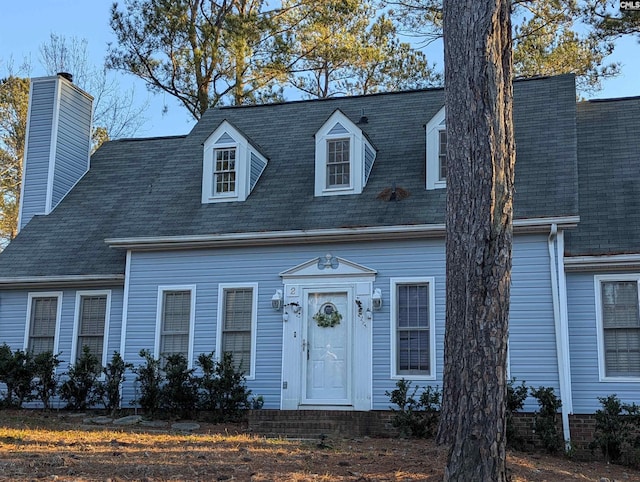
0 274 124 288
564 253 640 271
105 216 580 251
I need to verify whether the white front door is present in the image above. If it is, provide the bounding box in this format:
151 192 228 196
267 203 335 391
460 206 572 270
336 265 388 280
303 289 351 405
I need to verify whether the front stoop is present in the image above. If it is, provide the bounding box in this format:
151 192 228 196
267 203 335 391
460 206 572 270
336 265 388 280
247 410 398 439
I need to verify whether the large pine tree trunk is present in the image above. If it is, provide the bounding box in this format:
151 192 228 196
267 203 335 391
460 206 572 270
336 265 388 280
435 0 515 479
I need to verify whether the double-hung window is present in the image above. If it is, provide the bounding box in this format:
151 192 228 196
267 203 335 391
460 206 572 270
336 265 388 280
26 293 62 355
438 130 447 181
217 284 257 378
213 147 237 196
597 277 640 379
426 106 447 190
74 291 110 364
326 139 350 188
391 278 436 379
156 286 195 364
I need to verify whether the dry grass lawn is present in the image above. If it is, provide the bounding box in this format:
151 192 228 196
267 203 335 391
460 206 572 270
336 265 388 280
0 411 637 481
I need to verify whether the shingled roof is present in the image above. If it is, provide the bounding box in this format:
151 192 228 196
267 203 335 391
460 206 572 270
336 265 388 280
0 74 582 280
565 96 640 257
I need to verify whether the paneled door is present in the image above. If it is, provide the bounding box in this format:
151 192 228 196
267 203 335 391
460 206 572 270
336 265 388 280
303 290 351 405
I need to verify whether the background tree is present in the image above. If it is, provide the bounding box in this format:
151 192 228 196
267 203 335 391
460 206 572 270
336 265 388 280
40 34 147 150
0 76 28 248
383 0 620 94
107 0 289 119
582 0 640 40
286 1 440 98
436 0 515 480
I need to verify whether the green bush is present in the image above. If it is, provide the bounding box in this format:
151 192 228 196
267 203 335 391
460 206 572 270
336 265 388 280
161 353 198 418
386 379 441 438
133 349 163 416
530 386 563 454
196 351 252 422
0 344 34 408
589 394 640 466
506 378 528 449
31 351 62 410
98 351 133 416
60 346 103 410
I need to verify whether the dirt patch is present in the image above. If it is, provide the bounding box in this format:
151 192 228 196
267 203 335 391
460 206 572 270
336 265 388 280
0 410 637 481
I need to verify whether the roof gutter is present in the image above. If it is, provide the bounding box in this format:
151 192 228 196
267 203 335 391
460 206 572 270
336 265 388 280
105 216 579 251
564 253 640 272
0 274 124 289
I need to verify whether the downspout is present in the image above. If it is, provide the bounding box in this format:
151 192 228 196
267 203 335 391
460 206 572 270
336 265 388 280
548 224 572 447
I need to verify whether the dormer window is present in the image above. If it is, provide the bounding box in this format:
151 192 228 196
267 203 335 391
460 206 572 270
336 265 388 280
315 110 376 197
426 106 446 190
202 121 267 203
327 139 350 188
214 147 237 196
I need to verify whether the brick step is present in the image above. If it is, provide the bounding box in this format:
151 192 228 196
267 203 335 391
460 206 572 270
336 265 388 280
247 410 398 438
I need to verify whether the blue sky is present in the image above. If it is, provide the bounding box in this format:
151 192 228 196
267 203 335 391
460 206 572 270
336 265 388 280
2 0 639 138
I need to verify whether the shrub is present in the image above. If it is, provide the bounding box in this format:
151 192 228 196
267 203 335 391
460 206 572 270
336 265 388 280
589 394 640 466
196 351 251 422
161 353 198 418
530 386 563 454
386 379 441 438
31 351 62 409
98 351 133 416
60 346 103 410
0 344 34 408
134 349 163 416
506 378 528 449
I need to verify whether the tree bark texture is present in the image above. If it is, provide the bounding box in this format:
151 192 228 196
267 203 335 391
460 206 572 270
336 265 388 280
436 0 515 480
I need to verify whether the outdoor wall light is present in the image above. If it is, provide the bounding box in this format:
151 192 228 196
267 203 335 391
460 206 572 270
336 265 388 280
372 288 383 310
271 289 283 310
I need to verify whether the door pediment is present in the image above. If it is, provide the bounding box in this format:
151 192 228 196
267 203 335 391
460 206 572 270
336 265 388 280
280 254 377 280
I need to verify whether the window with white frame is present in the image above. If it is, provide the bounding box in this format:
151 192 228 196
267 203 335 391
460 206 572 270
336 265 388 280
217 284 257 378
314 110 376 197
426 106 446 190
157 287 195 363
74 292 109 364
213 147 237 195
391 278 436 379
202 121 267 204
326 139 350 188
597 277 640 379
26 293 61 355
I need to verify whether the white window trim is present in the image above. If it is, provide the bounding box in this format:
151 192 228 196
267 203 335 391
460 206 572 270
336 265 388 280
71 290 111 368
594 274 640 382
426 106 446 190
216 282 258 380
212 145 238 199
202 121 267 204
24 291 63 355
155 285 197 368
390 277 436 380
314 110 374 197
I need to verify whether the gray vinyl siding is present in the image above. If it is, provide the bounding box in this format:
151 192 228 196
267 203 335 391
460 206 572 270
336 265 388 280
0 286 123 408
567 272 640 413
215 132 235 144
328 122 349 135
20 80 56 230
51 81 91 207
250 152 267 191
121 234 558 410
364 144 375 183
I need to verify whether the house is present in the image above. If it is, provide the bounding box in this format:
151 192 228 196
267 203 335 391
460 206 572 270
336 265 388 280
0 73 638 441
